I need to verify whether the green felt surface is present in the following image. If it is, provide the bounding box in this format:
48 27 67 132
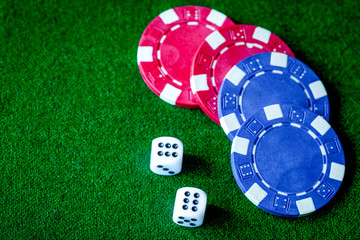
1 0 360 239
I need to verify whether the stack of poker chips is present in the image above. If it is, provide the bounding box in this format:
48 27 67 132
137 6 345 218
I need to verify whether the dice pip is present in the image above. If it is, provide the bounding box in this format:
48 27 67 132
150 137 183 176
172 187 207 227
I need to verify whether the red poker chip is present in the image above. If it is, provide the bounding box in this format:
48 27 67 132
190 24 295 123
137 6 235 108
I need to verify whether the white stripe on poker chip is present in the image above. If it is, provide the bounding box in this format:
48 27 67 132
252 27 271 44
270 52 288 68
272 70 283 74
290 75 300 83
329 162 345 181
225 65 246 86
220 47 229 55
322 163 327 174
253 161 259 173
309 80 327 99
187 22 198 25
261 180 270 189
235 42 245 46
320 145 326 155
296 197 316 216
173 79 182 86
160 84 182 105
307 130 317 139
290 123 301 128
231 136 250 155
264 104 284 121
246 43 254 48
212 59 218 69
171 24 180 31
278 191 288 196
205 24 216 31
190 74 208 94
206 9 227 27
160 66 168 75
211 76 216 87
245 183 268 206
137 46 153 64
160 35 166 43
205 31 226 50
310 116 330 136
304 89 311 101
252 144 256 155
159 8 179 25
255 71 265 77
253 43 264 49
313 181 321 189
220 113 240 135
258 130 267 138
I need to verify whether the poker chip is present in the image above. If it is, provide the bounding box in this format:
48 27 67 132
231 104 345 217
137 6 235 108
218 52 330 141
190 24 295 124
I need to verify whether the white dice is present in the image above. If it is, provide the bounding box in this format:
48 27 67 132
172 187 207 227
150 137 183 176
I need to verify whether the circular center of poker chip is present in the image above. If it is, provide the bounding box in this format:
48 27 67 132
231 104 345 217
160 24 212 86
255 125 323 193
241 72 309 120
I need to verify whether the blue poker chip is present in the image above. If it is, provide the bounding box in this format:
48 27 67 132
218 52 330 141
231 104 345 217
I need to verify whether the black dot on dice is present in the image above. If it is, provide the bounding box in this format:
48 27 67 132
165 152 171 157
163 168 169 171
192 207 197 212
158 142 164 148
169 171 175 174
182 205 188 210
194 193 200 198
184 220 190 223
177 221 184 224
165 143 171 148
173 144 178 149
183 198 189 203
158 151 163 156
191 218 197 222
190 223 196 226
179 216 185 219
157 165 163 168
172 152 178 157
185 191 190 197
193 200 198 205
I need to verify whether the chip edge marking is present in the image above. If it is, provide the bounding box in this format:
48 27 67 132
329 162 345 181
245 183 268 206
160 84 182 105
159 8 180 25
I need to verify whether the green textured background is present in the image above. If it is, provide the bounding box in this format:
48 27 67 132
1 0 359 239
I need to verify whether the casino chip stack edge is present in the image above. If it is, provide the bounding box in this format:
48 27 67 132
137 6 346 218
